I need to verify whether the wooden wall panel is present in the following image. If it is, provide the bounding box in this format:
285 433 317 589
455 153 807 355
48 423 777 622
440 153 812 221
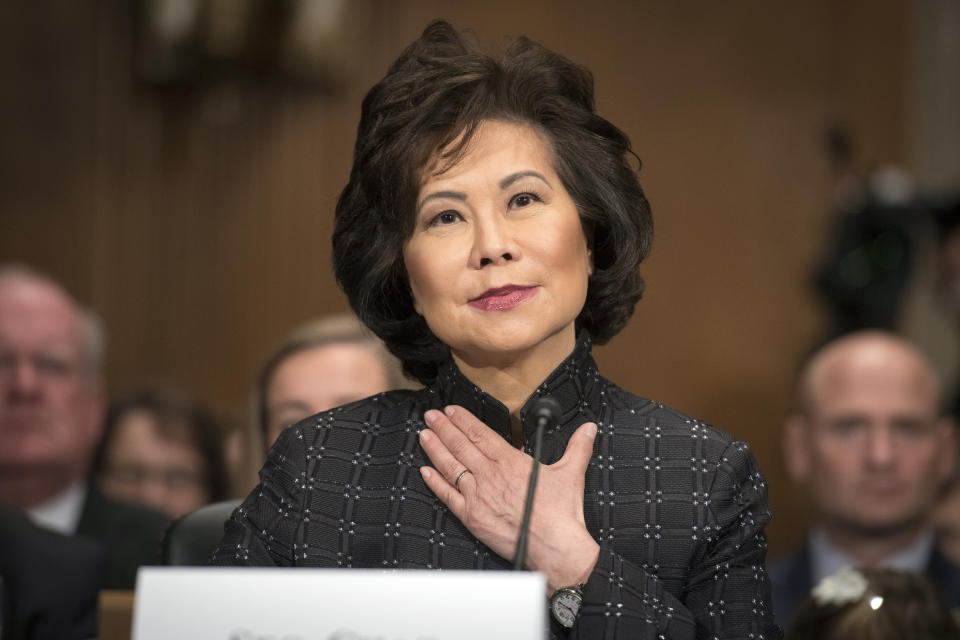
0 0 908 555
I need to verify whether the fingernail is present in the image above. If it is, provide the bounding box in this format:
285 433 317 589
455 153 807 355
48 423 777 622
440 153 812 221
419 429 433 443
587 423 597 438
444 405 456 417
420 467 432 480
424 410 439 426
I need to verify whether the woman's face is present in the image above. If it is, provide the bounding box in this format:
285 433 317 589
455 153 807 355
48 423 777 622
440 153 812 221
403 120 591 367
98 410 209 519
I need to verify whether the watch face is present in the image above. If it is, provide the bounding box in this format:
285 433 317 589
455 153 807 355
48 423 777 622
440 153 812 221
551 589 582 628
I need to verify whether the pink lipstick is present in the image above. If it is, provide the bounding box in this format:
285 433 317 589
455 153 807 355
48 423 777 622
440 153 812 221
468 285 538 311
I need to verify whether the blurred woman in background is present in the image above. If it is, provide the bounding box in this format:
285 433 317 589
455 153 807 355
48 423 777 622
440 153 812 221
92 387 227 519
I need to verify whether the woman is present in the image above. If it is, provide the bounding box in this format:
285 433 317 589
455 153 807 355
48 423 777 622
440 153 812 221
94 386 228 519
213 21 778 639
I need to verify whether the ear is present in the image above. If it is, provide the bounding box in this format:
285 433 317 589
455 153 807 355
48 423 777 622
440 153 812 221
934 416 958 484
783 414 812 483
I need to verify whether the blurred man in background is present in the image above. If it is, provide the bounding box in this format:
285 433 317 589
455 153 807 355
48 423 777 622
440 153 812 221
0 504 104 640
235 314 407 491
771 330 960 626
255 314 407 450
0 264 168 589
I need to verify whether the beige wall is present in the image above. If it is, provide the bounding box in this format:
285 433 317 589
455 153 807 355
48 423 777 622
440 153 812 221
0 1 909 555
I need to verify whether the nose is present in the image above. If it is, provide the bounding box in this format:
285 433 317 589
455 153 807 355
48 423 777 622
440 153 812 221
470 214 519 268
865 426 896 469
5 356 41 400
139 477 172 514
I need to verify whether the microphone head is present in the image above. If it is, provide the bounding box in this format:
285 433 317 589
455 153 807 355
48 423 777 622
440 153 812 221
531 395 562 424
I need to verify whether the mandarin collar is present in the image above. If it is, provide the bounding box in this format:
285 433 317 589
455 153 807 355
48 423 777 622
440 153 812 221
430 330 602 447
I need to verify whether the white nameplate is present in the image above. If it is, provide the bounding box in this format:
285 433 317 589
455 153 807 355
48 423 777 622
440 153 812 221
133 567 546 640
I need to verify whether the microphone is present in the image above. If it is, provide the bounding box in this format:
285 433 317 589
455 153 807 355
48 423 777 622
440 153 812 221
514 395 562 571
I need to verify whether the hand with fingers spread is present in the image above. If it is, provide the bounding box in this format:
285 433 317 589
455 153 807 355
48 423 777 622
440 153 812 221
418 404 600 591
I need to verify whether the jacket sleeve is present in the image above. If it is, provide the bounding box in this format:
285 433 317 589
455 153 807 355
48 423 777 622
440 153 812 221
569 440 781 640
210 425 308 566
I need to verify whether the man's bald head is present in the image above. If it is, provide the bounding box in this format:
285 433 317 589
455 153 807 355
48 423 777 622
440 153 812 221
797 331 941 419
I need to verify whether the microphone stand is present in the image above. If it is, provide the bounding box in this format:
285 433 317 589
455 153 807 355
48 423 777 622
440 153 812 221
514 397 560 571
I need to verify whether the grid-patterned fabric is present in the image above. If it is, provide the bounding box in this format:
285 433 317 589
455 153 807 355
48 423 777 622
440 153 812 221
213 332 780 639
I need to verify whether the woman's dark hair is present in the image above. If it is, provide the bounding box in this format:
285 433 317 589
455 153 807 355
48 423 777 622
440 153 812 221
786 569 960 640
333 20 653 384
90 387 229 503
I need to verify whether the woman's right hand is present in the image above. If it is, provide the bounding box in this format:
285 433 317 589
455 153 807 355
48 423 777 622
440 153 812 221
418 404 600 592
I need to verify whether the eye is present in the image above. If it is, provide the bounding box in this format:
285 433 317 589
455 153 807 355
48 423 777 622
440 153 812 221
164 468 202 489
827 417 865 438
34 354 75 378
108 464 146 484
509 192 541 209
893 419 931 439
429 210 463 227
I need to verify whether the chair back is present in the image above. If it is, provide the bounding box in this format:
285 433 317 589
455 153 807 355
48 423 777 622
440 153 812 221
161 499 241 566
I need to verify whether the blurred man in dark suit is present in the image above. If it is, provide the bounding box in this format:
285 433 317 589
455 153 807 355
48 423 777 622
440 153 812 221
0 505 104 640
771 330 960 626
0 265 168 590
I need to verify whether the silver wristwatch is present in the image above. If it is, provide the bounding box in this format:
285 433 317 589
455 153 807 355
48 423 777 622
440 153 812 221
549 583 585 628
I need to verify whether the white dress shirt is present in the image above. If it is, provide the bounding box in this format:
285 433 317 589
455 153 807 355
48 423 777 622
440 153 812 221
809 526 934 586
26 481 87 535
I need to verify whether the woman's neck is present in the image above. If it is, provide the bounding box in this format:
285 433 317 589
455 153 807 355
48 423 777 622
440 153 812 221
451 326 577 420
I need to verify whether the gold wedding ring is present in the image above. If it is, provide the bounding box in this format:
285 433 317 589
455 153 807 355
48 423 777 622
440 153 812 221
454 469 470 492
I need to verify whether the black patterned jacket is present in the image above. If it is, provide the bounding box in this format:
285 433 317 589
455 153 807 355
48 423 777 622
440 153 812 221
213 333 780 639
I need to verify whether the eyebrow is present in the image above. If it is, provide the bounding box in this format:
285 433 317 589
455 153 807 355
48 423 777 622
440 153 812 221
417 190 467 214
416 171 553 215
499 171 552 190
